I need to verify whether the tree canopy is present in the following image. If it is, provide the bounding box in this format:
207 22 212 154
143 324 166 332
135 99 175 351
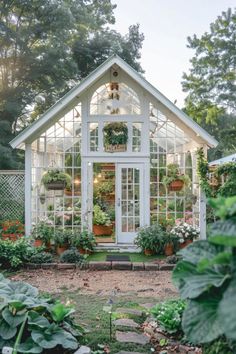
182 8 236 160
0 0 144 169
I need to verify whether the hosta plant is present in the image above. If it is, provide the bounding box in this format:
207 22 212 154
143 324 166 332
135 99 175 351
0 274 84 353
172 196 236 350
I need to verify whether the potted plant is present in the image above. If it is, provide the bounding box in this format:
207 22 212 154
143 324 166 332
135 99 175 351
54 229 72 255
103 122 128 152
134 223 166 255
163 233 179 256
1 220 24 241
163 163 190 191
170 222 200 249
41 169 72 190
73 230 96 254
31 220 54 249
93 205 113 236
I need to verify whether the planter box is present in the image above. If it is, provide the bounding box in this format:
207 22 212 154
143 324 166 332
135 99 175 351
104 144 127 153
45 181 66 190
93 224 113 236
1 233 24 242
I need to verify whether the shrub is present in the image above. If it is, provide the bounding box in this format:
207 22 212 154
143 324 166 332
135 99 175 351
151 300 186 334
0 273 84 352
0 238 39 268
31 220 54 243
29 251 53 264
73 230 96 252
60 247 84 264
54 229 73 246
172 196 236 349
134 223 167 254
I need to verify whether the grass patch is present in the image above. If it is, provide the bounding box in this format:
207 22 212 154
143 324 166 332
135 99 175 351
87 251 165 263
57 290 156 353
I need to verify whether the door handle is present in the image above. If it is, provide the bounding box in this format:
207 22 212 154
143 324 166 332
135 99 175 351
117 198 121 207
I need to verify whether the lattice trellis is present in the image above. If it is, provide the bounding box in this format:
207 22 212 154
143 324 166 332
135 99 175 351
0 171 25 221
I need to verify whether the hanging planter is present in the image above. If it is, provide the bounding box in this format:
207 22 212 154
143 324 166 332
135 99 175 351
163 164 190 192
41 169 71 191
169 179 184 191
103 122 128 152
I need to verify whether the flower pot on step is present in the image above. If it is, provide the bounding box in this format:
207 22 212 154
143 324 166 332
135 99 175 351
164 243 174 256
56 244 69 255
93 224 113 236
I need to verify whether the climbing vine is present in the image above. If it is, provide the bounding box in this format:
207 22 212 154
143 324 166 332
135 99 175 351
196 148 213 197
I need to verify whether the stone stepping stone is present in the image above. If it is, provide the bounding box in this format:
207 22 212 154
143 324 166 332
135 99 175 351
113 318 139 328
116 308 143 316
116 330 150 345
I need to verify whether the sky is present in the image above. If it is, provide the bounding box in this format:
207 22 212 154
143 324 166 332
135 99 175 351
111 0 236 108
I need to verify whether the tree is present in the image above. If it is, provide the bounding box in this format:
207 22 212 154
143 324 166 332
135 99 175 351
183 8 236 124
0 0 144 169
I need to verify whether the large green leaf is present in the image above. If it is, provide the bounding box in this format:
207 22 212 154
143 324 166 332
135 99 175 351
50 303 75 323
209 220 236 246
28 311 50 328
219 277 236 340
182 296 224 343
60 329 78 349
173 260 230 299
0 281 38 300
31 324 64 349
17 338 43 353
179 240 220 265
0 319 17 340
2 307 26 327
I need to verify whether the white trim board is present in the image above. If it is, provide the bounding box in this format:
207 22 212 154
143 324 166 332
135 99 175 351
10 54 218 149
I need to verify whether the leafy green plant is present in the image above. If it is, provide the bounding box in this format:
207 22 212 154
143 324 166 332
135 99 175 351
172 196 236 349
54 229 72 247
170 223 200 243
60 247 84 264
103 122 128 146
31 221 54 243
73 230 96 252
29 252 53 264
196 147 213 197
41 169 71 189
0 238 39 269
134 223 167 254
216 162 236 197
151 300 186 334
93 205 111 226
0 274 83 352
162 163 190 189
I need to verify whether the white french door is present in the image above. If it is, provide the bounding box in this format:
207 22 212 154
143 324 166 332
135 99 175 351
116 164 144 244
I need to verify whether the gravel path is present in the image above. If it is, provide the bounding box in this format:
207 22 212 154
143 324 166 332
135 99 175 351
12 269 178 298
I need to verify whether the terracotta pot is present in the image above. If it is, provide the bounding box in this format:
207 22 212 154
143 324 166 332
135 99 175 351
144 249 155 256
45 241 52 252
78 248 92 255
93 224 113 236
56 244 69 255
34 239 43 247
164 243 174 256
179 239 193 249
169 179 184 192
2 233 24 242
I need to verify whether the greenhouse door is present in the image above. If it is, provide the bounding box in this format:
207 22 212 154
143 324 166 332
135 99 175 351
116 164 144 244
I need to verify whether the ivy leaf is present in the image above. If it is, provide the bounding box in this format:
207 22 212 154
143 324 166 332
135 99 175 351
173 260 230 299
2 307 26 328
219 277 236 340
209 220 236 247
182 296 224 343
0 318 17 340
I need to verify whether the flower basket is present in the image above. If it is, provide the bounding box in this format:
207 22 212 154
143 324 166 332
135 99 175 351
1 233 24 242
45 181 67 190
104 144 127 153
93 224 113 236
169 179 184 191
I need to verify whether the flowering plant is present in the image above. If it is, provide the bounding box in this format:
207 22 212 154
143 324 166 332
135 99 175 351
170 222 200 243
1 220 24 234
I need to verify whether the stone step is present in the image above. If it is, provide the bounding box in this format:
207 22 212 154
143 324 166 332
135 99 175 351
116 308 143 317
113 318 139 328
115 331 150 345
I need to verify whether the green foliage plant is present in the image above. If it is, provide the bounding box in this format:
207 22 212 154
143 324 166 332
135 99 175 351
151 300 186 334
0 273 83 352
134 223 167 254
60 247 84 264
196 147 213 197
93 205 111 226
41 169 72 189
172 196 236 349
31 220 54 243
73 230 96 252
162 163 190 189
54 229 72 247
103 122 128 146
29 252 53 264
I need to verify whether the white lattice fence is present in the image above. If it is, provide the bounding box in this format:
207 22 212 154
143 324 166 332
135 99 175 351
0 171 25 221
